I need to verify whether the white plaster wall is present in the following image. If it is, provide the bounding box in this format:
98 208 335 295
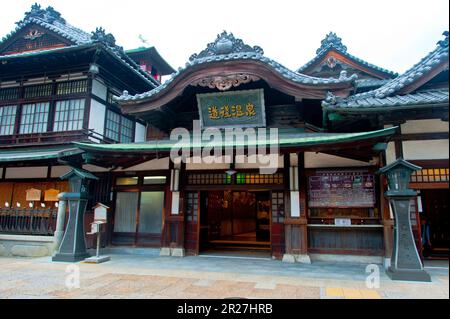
88 99 106 142
186 161 230 170
304 152 371 168
385 142 397 165
50 166 72 178
5 167 48 179
122 158 170 171
402 139 449 160
135 122 146 142
235 155 284 169
91 79 107 101
82 164 109 173
401 119 448 134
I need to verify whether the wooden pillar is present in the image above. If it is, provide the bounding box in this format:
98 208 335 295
160 160 185 257
282 152 310 263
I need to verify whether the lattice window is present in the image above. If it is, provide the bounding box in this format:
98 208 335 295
0 105 17 135
236 173 284 185
271 191 285 223
105 110 135 143
0 87 20 101
54 99 85 131
23 83 53 99
185 192 199 222
120 116 134 143
56 80 88 95
105 110 121 141
19 102 50 134
187 173 232 185
411 168 449 183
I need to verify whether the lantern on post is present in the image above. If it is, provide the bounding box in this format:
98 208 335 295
52 168 98 262
378 158 431 282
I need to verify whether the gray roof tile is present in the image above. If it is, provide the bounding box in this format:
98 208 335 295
298 32 398 77
117 31 358 102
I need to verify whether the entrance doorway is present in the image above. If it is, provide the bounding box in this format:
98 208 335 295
421 189 449 259
197 190 271 257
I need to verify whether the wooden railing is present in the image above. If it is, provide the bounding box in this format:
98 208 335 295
0 208 57 236
0 128 112 145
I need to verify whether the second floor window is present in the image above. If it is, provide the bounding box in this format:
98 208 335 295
105 110 134 143
0 105 17 135
19 102 50 134
54 99 85 131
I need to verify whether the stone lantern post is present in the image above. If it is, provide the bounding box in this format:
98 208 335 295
378 158 431 282
52 168 98 262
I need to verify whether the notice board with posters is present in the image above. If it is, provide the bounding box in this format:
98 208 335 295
308 170 375 208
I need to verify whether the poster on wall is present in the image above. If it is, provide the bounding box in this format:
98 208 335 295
308 170 375 207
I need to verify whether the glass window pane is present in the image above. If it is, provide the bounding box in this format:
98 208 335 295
116 177 138 186
143 176 167 185
138 191 164 234
113 192 139 233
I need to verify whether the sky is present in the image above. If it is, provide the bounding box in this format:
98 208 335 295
0 0 448 75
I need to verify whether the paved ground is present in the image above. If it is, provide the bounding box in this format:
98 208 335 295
0 254 448 299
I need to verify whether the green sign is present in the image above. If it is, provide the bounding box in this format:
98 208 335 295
196 89 266 128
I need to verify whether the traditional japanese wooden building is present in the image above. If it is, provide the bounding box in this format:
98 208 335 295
0 4 173 255
0 4 447 265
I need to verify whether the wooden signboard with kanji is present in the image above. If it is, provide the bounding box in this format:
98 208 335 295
44 189 60 202
26 188 41 201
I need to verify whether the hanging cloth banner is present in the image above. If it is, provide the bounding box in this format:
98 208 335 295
197 89 266 128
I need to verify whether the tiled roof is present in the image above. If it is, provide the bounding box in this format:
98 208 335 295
116 31 358 102
298 32 398 77
324 31 449 111
0 4 159 87
323 89 448 111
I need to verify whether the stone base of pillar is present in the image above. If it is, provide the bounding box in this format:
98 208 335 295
171 248 185 257
160 247 185 257
160 247 171 256
53 230 64 251
386 267 431 282
282 253 311 264
383 257 391 269
52 251 90 262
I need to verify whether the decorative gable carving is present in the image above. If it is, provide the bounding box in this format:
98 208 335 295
0 25 69 55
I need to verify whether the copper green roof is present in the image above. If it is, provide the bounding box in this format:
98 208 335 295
73 127 396 153
0 145 82 163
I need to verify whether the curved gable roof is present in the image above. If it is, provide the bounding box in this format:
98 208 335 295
117 31 358 110
322 31 449 113
0 4 159 87
298 32 398 79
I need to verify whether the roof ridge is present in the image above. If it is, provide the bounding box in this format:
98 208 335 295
341 31 449 102
117 31 359 102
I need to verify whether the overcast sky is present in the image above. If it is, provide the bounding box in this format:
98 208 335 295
1 0 449 75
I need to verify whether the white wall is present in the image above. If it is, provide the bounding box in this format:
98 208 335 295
385 142 397 164
135 122 146 142
91 79 107 101
402 139 449 160
82 164 109 172
5 167 48 179
122 158 170 171
401 119 448 134
88 99 106 142
304 152 371 168
50 166 72 178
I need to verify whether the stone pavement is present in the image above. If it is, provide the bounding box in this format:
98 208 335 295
0 254 448 299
